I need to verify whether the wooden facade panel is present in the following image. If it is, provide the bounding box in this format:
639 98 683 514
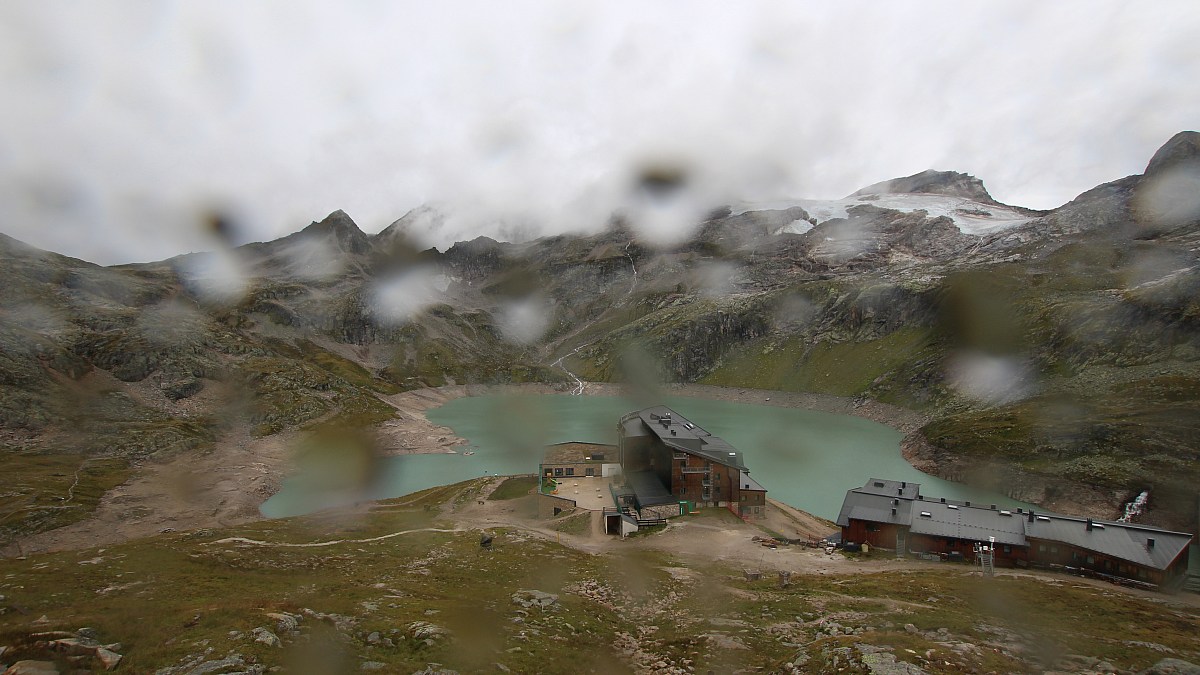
844 520 905 549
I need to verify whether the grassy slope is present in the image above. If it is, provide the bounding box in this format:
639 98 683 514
1 479 1196 673
700 328 935 403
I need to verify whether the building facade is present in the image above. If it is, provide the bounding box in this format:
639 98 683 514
539 442 620 480
618 406 767 519
837 478 1193 587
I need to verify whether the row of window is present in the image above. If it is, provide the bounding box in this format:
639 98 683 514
551 467 596 477
677 485 720 495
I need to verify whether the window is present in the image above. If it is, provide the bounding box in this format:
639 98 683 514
1003 546 1011 554
1050 546 1058 554
565 468 574 476
1086 556 1095 565
585 467 595 476
678 486 685 496
1038 544 1046 552
554 468 563 476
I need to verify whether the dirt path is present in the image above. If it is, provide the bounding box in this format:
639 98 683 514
435 482 1200 607
435 478 920 579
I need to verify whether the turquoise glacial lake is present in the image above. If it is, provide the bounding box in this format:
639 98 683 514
261 394 1031 521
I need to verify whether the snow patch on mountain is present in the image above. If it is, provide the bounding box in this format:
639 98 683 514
734 193 1034 236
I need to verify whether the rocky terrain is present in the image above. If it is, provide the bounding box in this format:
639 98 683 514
2 131 1200 552
1 477 1198 674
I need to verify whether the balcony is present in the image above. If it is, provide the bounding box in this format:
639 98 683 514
681 467 709 474
701 480 712 487
672 453 688 460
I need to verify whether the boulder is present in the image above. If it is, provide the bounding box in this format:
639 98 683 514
510 590 559 610
1139 659 1200 675
95 648 122 671
264 612 300 635
406 622 450 645
251 627 282 648
2 662 60 675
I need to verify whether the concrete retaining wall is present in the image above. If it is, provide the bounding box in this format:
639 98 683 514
538 493 578 518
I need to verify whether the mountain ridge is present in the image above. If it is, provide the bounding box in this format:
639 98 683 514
1 131 1198 550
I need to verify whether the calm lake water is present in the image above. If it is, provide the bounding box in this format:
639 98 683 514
261 393 1032 520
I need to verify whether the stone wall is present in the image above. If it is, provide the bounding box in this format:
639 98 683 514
638 503 680 520
538 493 578 519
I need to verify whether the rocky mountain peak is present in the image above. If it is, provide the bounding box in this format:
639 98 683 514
849 169 999 205
299 209 370 254
1143 130 1200 177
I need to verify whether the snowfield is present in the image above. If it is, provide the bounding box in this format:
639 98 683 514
734 193 1035 236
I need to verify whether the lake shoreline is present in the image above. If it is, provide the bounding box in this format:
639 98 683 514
376 380 932 458
13 381 929 555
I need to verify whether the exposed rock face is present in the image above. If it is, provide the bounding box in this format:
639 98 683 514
1138 658 1200 675
849 169 1001 206
1144 131 1200 177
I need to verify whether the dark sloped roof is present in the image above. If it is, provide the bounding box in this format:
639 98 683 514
836 491 911 528
1026 515 1192 570
626 469 676 507
620 413 652 438
634 405 746 470
738 470 768 493
855 478 922 501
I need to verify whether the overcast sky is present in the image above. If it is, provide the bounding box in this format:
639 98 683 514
1 2 1198 265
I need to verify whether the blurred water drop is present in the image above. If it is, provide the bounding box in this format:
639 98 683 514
773 293 817 329
485 394 550 461
945 351 1033 405
278 236 345 281
497 296 550 345
176 249 249 306
369 266 445 326
200 208 244 247
624 159 707 249
693 260 740 296
1135 166 1200 229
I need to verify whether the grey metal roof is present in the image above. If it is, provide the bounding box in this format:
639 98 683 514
909 501 1027 547
836 491 913 528
1025 515 1193 571
634 405 746 470
855 478 922 501
738 470 767 493
839 479 1195 570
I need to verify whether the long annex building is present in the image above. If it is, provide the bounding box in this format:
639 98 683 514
617 405 767 520
837 478 1193 587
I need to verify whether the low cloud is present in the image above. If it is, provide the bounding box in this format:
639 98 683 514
1 2 1197 264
